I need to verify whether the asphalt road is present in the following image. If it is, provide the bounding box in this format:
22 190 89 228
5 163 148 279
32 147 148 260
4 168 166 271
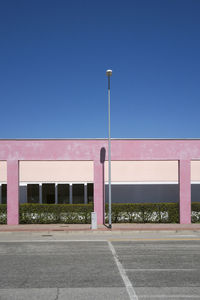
0 235 200 299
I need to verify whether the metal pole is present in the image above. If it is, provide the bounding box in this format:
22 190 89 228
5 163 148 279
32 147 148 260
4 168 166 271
106 70 112 229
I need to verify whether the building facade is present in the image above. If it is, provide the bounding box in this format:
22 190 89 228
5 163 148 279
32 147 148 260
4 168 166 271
0 139 200 225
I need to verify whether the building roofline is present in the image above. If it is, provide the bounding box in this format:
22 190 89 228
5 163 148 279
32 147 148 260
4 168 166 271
1 138 200 141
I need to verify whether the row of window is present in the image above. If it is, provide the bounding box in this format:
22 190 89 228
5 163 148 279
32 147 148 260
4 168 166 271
0 183 94 204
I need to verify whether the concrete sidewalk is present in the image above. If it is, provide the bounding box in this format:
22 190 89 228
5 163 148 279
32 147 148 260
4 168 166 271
0 223 200 232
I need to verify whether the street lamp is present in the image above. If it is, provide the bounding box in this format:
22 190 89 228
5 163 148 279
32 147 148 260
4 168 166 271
106 69 112 229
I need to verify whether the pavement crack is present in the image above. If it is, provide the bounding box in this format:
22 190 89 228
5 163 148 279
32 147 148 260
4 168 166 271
55 287 60 300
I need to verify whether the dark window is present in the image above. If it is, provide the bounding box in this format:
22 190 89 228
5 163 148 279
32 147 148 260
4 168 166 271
87 183 93 203
42 184 55 204
27 184 39 203
2 184 7 204
72 184 84 204
58 184 69 204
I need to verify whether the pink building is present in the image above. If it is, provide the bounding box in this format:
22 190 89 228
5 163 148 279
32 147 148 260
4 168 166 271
1 138 200 225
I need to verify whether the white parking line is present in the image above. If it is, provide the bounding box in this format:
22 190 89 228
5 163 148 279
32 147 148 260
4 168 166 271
107 241 138 300
0 239 107 242
167 235 198 237
125 269 197 272
137 296 200 298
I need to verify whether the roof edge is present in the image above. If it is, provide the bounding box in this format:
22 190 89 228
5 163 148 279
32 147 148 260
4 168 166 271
1 138 200 141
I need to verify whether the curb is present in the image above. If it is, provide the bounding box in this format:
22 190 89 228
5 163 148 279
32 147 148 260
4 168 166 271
0 224 200 233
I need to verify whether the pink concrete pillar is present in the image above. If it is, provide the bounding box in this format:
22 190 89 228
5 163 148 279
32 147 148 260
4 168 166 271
179 160 191 224
93 160 104 225
7 160 19 225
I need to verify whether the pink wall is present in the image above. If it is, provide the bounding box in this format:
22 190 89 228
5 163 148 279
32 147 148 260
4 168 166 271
1 139 200 225
7 160 19 225
1 139 200 161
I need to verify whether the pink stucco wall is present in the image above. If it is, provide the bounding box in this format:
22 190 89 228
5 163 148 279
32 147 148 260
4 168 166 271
1 139 200 225
7 160 19 225
179 160 191 224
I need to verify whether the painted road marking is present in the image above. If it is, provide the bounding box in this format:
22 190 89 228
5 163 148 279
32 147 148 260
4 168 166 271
109 238 200 242
0 239 107 242
125 269 197 272
0 237 200 242
135 296 200 298
107 241 138 300
166 235 198 237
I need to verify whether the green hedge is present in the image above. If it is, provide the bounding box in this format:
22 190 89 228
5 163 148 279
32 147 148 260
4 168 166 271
0 204 6 224
0 204 93 224
105 203 180 223
191 202 200 223
0 203 200 224
19 204 94 224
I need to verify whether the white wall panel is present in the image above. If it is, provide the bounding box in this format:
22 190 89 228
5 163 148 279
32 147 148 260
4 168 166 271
0 161 7 182
105 161 178 182
19 161 93 182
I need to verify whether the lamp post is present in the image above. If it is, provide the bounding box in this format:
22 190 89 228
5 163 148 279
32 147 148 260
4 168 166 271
106 69 112 229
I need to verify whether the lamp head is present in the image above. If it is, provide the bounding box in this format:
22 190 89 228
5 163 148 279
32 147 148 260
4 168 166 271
106 69 112 76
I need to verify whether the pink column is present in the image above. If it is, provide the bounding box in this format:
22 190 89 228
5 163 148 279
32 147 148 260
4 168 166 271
93 160 104 225
7 160 19 225
179 160 191 224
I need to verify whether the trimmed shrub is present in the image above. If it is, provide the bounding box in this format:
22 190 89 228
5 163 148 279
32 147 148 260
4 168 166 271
0 202 200 224
191 202 200 223
105 203 179 223
19 204 93 224
0 204 6 224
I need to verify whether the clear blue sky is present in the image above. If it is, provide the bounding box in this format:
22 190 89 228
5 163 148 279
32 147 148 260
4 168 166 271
0 0 200 139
